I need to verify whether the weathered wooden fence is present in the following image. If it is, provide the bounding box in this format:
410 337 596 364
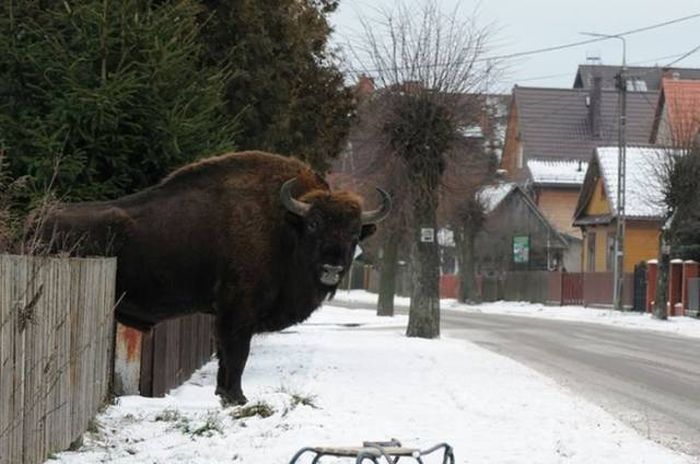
0 255 117 464
113 315 215 398
139 314 215 397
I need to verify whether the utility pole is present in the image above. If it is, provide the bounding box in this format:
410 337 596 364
614 61 627 311
581 32 627 311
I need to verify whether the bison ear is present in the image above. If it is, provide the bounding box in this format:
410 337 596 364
359 224 377 241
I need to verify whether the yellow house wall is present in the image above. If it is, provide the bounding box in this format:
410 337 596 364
624 223 660 272
537 189 581 238
582 223 660 273
582 225 609 272
584 177 610 216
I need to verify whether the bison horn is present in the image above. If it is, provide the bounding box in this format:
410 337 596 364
361 188 392 224
280 178 311 217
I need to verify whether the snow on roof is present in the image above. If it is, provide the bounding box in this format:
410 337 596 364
527 159 588 185
596 146 670 219
477 182 515 214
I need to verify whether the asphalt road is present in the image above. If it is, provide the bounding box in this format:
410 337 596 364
331 300 700 458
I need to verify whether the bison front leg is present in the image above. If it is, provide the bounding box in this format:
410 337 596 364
215 327 252 406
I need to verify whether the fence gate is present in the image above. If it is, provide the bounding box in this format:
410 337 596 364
561 273 583 305
633 264 647 312
688 277 700 318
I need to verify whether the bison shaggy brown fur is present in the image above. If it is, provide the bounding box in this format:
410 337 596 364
36 151 390 404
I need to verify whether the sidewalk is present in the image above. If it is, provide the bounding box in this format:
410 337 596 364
55 305 696 463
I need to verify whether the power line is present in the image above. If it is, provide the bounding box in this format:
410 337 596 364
346 11 700 75
665 43 700 67
519 46 700 84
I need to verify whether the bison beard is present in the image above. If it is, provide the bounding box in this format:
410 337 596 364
35 151 390 405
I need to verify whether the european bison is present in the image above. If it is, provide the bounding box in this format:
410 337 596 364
37 151 390 404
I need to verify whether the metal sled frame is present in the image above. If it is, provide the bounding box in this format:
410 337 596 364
289 439 455 464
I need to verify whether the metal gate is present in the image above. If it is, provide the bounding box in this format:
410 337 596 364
633 264 647 312
688 277 700 318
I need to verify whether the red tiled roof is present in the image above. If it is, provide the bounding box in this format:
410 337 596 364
659 78 700 144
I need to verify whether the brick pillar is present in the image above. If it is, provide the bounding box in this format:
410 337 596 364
646 259 658 313
668 259 684 316
682 260 699 316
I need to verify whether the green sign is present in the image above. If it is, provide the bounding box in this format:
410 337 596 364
513 235 530 264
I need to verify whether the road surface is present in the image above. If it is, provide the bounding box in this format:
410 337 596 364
332 300 700 458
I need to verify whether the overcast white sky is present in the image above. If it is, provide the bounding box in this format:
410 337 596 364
329 0 700 93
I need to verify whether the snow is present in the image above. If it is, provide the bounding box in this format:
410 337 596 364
595 146 671 219
527 159 588 185
477 182 515 213
333 290 700 339
54 304 697 464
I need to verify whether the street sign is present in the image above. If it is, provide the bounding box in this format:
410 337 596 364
421 228 435 243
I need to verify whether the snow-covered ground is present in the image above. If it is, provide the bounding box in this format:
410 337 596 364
333 290 700 339
54 305 697 464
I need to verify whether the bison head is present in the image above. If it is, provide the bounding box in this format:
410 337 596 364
281 178 391 287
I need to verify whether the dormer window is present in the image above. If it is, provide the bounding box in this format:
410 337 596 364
626 79 647 92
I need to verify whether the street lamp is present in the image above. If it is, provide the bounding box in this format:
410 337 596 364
581 32 627 311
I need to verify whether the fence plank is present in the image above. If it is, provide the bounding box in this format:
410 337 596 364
0 255 116 464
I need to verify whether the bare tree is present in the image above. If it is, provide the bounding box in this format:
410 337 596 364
652 97 700 320
349 1 499 337
333 89 413 317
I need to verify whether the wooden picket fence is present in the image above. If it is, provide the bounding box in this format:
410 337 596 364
0 254 117 464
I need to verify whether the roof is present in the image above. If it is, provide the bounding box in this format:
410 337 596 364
527 159 588 186
576 146 671 221
652 78 700 144
574 65 700 91
477 182 516 214
513 86 658 161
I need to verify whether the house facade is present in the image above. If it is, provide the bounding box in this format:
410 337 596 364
499 75 660 271
573 146 669 273
475 182 568 273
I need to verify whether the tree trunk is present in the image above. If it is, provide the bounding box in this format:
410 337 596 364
377 235 399 316
406 188 440 338
456 223 480 303
653 237 669 320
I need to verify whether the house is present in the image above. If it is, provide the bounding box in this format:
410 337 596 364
499 80 659 270
474 182 568 273
573 146 670 273
574 64 700 91
650 77 700 146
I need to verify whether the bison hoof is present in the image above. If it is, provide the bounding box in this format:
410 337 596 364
216 387 247 407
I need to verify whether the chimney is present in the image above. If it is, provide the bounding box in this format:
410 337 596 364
662 68 681 80
588 76 602 139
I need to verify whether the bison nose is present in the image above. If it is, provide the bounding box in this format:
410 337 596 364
322 264 344 274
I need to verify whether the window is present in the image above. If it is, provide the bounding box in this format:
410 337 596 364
587 231 596 272
626 79 648 92
606 232 616 271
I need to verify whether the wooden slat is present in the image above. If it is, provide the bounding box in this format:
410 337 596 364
0 255 117 464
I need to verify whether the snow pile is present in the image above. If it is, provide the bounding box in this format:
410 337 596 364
54 306 694 463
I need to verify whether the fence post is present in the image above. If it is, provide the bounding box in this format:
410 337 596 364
113 323 143 395
669 259 684 316
682 261 699 316
646 259 658 313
